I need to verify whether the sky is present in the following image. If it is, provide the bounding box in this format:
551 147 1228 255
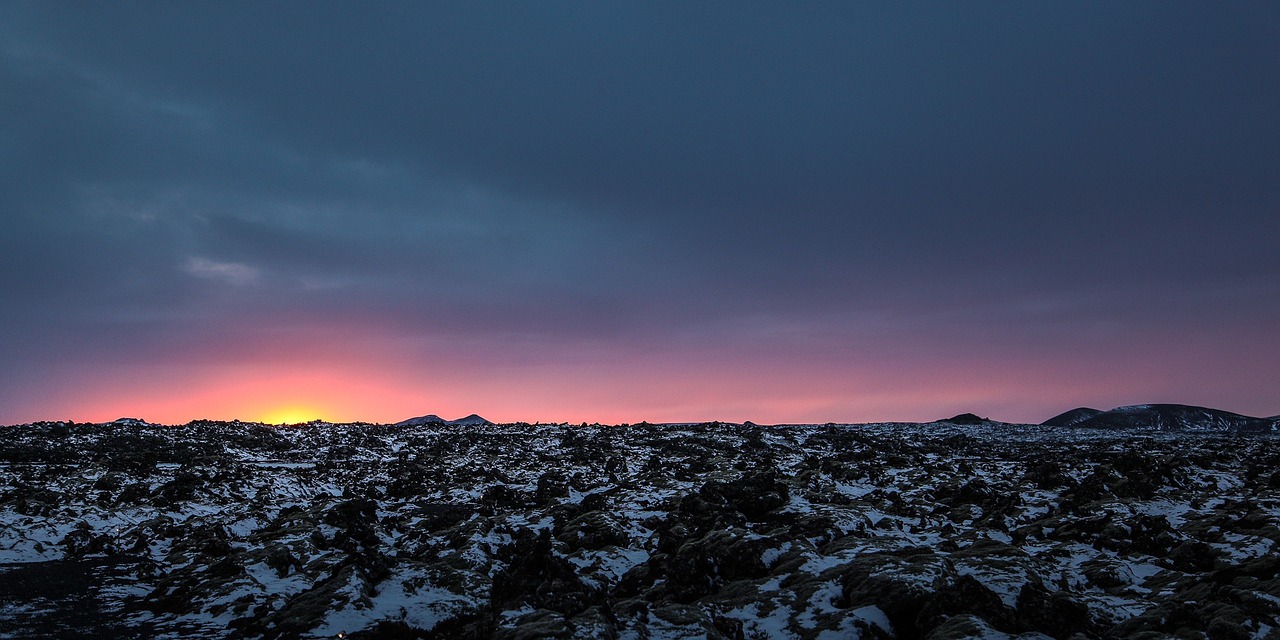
2 2 1278 425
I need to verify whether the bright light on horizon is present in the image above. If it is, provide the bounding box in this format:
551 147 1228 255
259 406 325 425
4 345 1275 427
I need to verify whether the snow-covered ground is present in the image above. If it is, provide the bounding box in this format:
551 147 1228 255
1 419 1278 638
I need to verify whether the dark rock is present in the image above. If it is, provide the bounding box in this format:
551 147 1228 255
264 543 300 578
60 527 113 557
556 511 629 552
916 574 1015 634
1014 582 1093 637
482 484 537 510
536 471 570 505
657 528 769 603
838 551 955 637
1165 540 1222 573
346 620 433 639
1022 460 1072 490
923 614 1003 640
697 469 790 521
492 528 597 616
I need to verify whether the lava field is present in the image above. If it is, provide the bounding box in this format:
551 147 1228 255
2 417 1279 639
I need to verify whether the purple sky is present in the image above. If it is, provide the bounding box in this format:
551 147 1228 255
2 2 1278 424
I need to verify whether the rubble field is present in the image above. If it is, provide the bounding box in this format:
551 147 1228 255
2 418 1278 639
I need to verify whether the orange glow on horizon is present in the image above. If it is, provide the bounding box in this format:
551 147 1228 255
7 349 1137 427
259 406 326 425
25 364 442 426
6 325 1242 426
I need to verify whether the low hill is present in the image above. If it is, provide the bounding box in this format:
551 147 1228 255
1040 407 1103 428
394 414 493 427
1066 404 1275 432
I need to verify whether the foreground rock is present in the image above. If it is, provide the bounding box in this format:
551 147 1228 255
1 418 1278 639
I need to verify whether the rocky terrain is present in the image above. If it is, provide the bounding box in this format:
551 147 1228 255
1 407 1279 639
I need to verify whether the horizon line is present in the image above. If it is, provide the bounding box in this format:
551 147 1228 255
6 402 1279 429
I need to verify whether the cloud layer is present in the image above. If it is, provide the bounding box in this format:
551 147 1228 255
2 3 1278 423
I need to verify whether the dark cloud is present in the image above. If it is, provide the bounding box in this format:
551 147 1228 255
2 2 1278 421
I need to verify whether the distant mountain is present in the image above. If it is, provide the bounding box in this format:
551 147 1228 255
394 414 445 427
938 413 989 425
1063 404 1276 432
110 417 154 427
1040 407 1104 428
393 414 493 427
449 414 494 426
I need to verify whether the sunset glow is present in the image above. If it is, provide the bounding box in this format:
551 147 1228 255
4 326 1274 426
259 406 325 425
1 4 1277 426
